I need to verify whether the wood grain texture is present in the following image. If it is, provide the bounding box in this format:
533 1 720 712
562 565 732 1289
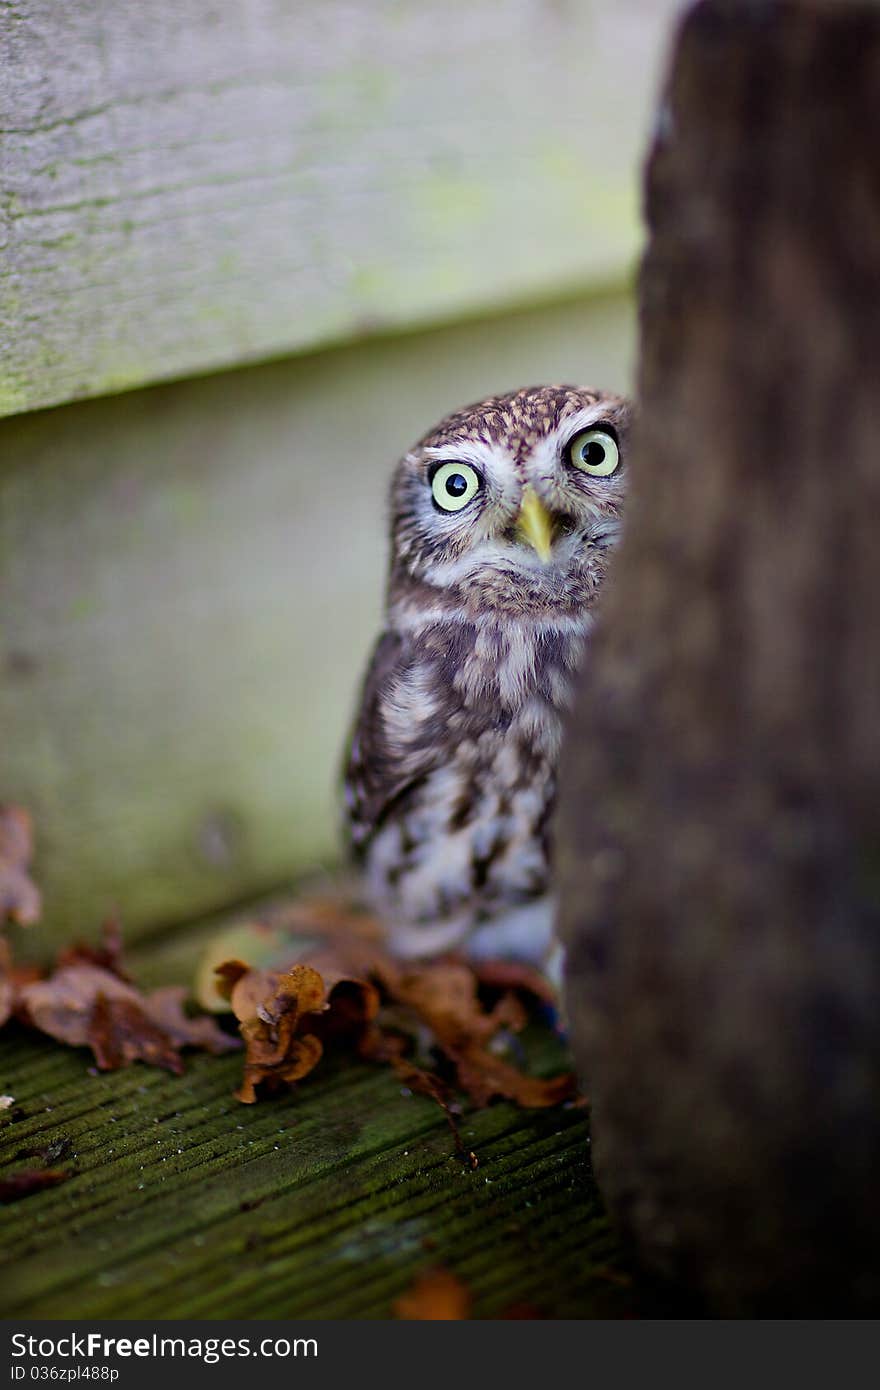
0 1036 629 1318
558 0 880 1315
0 289 633 950
0 0 679 416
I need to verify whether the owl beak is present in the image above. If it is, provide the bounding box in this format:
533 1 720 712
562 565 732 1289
516 485 554 563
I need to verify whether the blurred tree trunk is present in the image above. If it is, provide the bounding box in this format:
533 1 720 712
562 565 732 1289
558 0 880 1315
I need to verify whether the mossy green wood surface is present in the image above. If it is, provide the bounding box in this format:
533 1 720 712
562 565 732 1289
0 1034 632 1319
0 292 634 952
0 0 678 417
0 920 632 1319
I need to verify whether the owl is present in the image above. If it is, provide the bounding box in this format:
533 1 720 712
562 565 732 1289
343 385 631 974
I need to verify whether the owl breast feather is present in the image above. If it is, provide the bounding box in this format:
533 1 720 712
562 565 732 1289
343 613 588 955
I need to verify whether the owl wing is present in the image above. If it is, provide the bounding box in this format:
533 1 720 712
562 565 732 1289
343 628 440 856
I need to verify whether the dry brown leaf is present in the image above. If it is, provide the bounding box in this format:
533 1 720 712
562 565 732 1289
391 961 502 1043
471 957 560 1008
57 914 129 979
17 957 239 1075
194 894 384 1011
393 1266 472 1320
0 805 41 926
452 1047 576 1108
0 813 239 1084
90 989 238 1074
210 899 576 1119
89 992 184 1073
233 962 326 1023
227 965 328 1103
0 1169 70 1203
386 959 574 1108
217 929 388 1102
19 963 133 1048
213 959 250 1001
147 986 242 1055
1 794 572 1128
393 1058 478 1168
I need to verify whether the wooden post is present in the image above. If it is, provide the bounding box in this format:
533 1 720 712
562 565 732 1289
558 0 880 1314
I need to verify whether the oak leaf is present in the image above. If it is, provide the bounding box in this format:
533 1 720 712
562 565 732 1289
17 961 239 1074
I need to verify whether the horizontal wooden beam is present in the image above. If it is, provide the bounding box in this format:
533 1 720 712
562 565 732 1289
0 0 677 416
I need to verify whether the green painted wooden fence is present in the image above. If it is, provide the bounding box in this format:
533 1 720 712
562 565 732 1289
0 0 680 418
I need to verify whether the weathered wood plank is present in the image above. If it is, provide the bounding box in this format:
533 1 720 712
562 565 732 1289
0 290 634 949
559 0 880 1316
0 0 678 416
0 1024 630 1318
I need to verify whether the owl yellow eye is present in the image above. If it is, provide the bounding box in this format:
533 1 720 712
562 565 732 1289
568 428 620 477
430 461 481 512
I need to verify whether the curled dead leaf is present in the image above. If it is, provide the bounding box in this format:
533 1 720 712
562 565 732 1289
219 938 386 1102
0 805 41 926
226 965 328 1103
205 897 576 1120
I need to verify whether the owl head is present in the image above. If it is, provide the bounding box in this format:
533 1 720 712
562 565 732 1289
388 385 632 616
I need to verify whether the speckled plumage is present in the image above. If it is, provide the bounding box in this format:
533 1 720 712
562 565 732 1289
344 385 631 967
